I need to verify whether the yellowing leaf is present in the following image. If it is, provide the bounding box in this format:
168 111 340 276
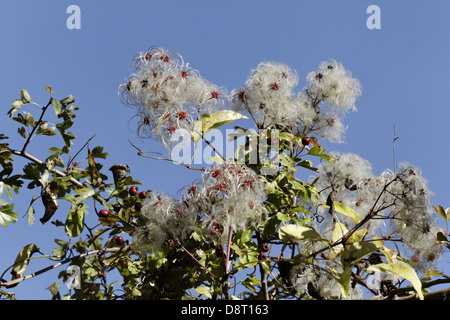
195 286 212 299
380 246 398 264
192 111 248 142
433 205 449 223
333 202 361 224
328 266 352 298
341 241 378 268
279 224 323 243
367 263 424 300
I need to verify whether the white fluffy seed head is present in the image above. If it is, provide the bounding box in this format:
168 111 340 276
119 47 228 150
231 61 300 129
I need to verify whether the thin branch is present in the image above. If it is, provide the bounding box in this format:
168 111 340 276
176 240 218 281
0 247 122 288
10 149 106 204
66 133 97 170
128 140 204 171
21 98 53 153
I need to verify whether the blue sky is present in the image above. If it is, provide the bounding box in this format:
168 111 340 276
0 1 449 299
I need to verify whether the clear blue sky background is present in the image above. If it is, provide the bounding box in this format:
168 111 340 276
0 1 449 299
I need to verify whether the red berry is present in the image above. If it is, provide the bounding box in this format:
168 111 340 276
258 253 267 260
129 186 138 196
167 239 175 246
98 209 109 218
212 225 220 234
139 191 147 199
301 136 311 146
134 202 142 211
115 236 124 246
260 244 269 252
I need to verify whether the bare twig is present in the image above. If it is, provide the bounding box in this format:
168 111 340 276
128 140 204 171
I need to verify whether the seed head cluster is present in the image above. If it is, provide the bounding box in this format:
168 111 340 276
132 162 267 254
314 153 443 269
231 59 361 143
119 47 227 149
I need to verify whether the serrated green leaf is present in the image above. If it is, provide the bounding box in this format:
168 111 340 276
63 186 95 205
0 203 18 227
367 263 424 300
91 146 108 159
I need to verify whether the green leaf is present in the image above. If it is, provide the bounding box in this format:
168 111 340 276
8 99 24 117
239 229 253 244
341 241 378 268
60 95 75 105
52 99 61 116
366 263 424 300
305 145 334 164
433 205 449 223
27 195 37 226
437 231 449 244
91 146 108 159
65 205 85 237
279 224 323 243
20 89 32 104
88 148 101 187
52 239 69 259
63 186 95 205
0 202 18 227
242 275 260 292
11 243 39 280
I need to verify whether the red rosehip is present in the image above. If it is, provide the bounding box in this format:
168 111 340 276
98 209 109 218
129 186 138 196
258 253 267 260
167 239 175 246
260 244 269 252
138 191 147 199
134 202 142 211
115 236 124 246
301 136 311 146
